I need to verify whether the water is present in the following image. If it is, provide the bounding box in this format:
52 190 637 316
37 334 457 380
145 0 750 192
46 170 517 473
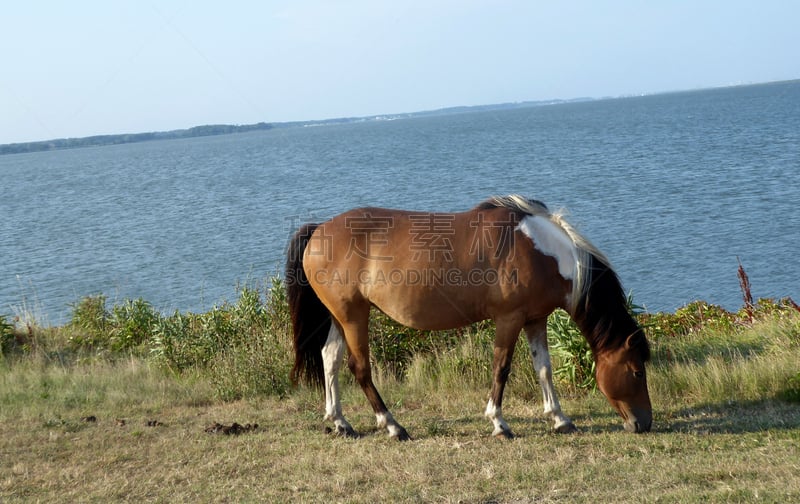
2 81 798 324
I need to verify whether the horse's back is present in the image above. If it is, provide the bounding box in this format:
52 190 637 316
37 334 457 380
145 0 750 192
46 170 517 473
303 205 567 330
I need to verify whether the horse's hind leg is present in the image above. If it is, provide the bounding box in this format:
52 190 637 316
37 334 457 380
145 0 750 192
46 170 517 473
524 319 577 433
485 315 523 439
322 323 355 437
342 314 410 441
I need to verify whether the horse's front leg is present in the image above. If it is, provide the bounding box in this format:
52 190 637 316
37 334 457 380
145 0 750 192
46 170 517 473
322 323 355 437
484 317 523 439
524 319 577 433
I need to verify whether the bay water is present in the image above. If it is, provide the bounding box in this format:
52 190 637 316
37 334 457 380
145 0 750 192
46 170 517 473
1 81 798 324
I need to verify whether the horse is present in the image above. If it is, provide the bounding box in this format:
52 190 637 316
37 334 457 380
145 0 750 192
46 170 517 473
285 195 651 440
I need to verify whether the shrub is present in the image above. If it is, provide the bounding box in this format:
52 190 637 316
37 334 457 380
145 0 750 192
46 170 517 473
68 295 110 349
209 331 292 401
207 281 293 400
149 311 200 371
109 298 160 352
749 297 800 323
147 280 293 399
1 314 14 356
369 311 428 379
67 295 160 354
547 309 595 390
640 301 738 340
783 372 800 403
150 308 233 371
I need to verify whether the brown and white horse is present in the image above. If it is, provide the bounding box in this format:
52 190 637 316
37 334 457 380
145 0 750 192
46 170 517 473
286 195 651 439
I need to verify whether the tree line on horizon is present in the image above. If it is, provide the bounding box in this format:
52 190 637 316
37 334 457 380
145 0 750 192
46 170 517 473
0 122 274 155
1 97 597 156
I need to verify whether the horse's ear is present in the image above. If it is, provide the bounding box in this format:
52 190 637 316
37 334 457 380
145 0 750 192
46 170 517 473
625 329 651 361
625 330 643 350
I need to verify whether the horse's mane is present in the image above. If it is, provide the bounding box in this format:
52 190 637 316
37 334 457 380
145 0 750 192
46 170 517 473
477 194 550 215
478 195 612 314
479 195 648 359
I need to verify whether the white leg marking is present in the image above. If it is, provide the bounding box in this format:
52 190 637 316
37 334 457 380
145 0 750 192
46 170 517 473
375 411 406 438
322 324 353 435
527 328 574 431
484 399 511 437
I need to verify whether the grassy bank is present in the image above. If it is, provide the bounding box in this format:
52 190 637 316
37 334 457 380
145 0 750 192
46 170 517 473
1 283 799 502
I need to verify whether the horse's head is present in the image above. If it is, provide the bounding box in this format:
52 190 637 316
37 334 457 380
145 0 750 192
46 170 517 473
594 327 652 433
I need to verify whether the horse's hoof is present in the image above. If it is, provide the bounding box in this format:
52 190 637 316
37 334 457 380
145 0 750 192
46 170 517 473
338 425 358 438
493 429 515 440
492 427 514 439
555 422 578 434
326 425 358 438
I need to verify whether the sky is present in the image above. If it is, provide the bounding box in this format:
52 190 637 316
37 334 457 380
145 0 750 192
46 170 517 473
2 0 799 144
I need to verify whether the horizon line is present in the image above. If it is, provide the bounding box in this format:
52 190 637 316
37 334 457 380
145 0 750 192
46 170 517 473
2 78 797 151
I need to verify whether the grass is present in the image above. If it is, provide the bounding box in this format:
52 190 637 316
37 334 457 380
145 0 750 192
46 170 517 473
1 357 798 502
1 288 799 502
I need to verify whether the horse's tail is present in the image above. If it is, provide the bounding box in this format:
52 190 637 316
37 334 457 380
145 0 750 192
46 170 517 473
286 222 330 387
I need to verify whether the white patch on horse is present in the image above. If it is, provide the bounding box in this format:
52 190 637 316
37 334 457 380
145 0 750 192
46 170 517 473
527 328 574 430
517 215 577 281
322 324 353 435
484 399 510 436
376 411 405 438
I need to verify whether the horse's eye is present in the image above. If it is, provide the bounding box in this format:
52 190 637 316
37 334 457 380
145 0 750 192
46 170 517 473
633 370 644 379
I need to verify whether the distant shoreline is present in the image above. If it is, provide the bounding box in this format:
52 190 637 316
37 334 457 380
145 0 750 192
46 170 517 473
0 122 274 156
0 99 586 156
2 79 796 156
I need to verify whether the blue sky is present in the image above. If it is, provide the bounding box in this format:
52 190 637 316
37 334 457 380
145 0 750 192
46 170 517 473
2 0 798 144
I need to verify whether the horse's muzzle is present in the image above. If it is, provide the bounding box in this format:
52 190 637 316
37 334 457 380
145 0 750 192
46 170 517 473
623 408 652 433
